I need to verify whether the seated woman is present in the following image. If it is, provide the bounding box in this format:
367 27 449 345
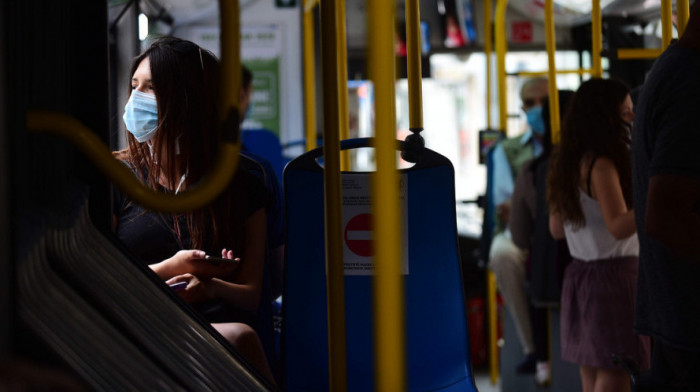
112 37 274 384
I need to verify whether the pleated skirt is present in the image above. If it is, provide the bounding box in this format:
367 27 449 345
560 256 651 370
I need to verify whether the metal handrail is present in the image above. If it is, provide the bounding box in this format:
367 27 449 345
369 0 406 390
303 0 319 152
26 0 241 214
319 0 348 390
544 0 560 144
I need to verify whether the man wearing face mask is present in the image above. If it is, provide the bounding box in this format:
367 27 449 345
487 77 548 375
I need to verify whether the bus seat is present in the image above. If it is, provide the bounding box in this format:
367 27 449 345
282 138 478 391
16 186 274 391
242 128 291 184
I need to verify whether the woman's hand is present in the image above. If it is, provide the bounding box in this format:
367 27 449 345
151 249 239 280
166 273 215 303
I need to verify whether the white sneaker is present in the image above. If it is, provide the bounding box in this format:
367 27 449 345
535 361 550 387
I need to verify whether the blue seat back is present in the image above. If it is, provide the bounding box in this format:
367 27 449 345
242 128 290 184
283 138 477 391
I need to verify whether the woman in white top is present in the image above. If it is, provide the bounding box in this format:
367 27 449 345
547 78 650 392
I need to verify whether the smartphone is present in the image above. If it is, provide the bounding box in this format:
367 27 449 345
169 281 188 291
204 255 241 266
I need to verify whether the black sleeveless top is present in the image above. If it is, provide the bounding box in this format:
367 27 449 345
113 166 268 266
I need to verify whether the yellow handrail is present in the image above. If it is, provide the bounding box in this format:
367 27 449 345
27 0 241 214
369 0 406 391
495 0 508 133
591 0 602 78
27 111 239 213
544 0 560 144
515 68 593 77
484 0 493 129
661 0 673 50
304 0 319 151
337 0 351 170
406 0 423 130
616 48 664 60
319 0 348 390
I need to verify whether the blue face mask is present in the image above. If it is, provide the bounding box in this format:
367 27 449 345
525 105 545 136
123 90 159 142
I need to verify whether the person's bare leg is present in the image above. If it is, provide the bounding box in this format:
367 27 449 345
213 323 276 386
594 368 630 392
580 365 596 392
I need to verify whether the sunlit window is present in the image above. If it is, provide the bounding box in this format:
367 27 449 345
138 13 149 41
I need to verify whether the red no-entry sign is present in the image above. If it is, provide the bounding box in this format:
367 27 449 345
344 213 373 257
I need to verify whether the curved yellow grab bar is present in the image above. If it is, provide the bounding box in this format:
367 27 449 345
26 0 241 214
27 111 239 213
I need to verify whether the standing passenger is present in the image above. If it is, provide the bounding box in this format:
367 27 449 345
548 78 650 392
632 3 700 390
488 77 549 373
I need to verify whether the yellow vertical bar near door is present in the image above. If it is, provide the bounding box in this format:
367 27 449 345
495 0 508 133
661 0 673 50
488 0 509 385
337 0 351 170
405 0 423 130
591 0 602 78
368 1 406 391
303 0 318 152
544 0 560 144
320 0 348 390
484 0 493 129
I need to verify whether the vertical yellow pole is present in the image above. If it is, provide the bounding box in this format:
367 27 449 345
591 0 602 78
661 0 673 50
368 1 406 391
678 0 690 37
495 0 508 134
484 0 493 129
487 270 499 385
544 0 560 144
337 0 351 170
405 0 423 130
303 0 318 152
219 0 241 126
319 0 348 390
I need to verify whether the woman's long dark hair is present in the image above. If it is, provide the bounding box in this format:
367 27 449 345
547 78 633 227
118 37 242 252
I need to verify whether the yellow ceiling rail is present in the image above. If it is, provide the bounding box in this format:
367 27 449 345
591 0 602 78
544 0 560 144
303 0 318 151
337 0 351 170
484 0 493 129
368 0 406 391
27 0 241 214
319 0 348 390
678 0 690 37
495 0 508 133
